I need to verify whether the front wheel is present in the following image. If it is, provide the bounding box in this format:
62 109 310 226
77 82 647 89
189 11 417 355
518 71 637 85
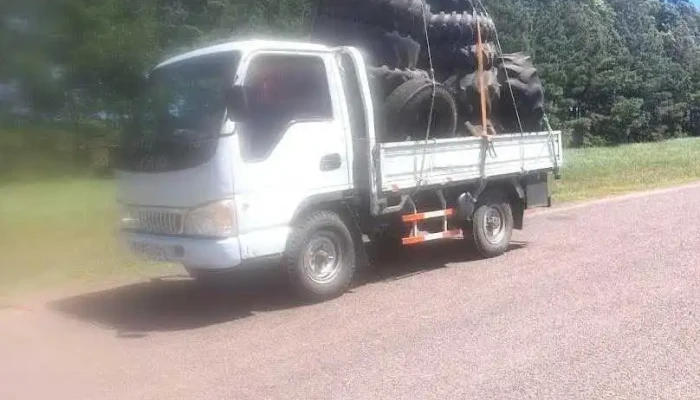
468 190 514 259
283 211 357 302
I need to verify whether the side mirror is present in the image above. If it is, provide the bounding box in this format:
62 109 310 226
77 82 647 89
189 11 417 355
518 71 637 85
224 85 250 121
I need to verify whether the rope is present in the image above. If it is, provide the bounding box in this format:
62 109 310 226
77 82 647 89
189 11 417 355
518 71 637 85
473 0 525 173
408 1 560 199
466 0 493 186
475 0 560 177
543 114 561 178
474 0 524 136
410 0 438 195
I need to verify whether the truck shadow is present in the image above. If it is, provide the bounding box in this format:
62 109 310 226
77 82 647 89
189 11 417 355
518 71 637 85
49 240 527 336
355 240 526 286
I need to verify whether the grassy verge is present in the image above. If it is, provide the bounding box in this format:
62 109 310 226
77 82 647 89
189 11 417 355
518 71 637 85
0 122 114 182
1 137 699 297
0 179 170 298
553 137 700 202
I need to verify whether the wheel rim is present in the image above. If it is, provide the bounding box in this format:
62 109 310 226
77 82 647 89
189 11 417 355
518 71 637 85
482 206 506 244
303 232 342 285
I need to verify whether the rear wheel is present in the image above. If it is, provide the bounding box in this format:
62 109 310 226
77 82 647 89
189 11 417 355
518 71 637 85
468 190 514 258
283 210 357 302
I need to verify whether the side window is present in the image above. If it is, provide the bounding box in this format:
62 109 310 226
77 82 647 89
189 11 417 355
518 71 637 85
238 54 333 161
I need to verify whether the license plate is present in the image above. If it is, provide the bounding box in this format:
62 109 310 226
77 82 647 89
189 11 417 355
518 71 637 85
131 242 169 262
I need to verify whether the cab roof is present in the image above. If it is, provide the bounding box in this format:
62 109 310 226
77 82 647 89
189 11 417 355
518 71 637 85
155 39 332 69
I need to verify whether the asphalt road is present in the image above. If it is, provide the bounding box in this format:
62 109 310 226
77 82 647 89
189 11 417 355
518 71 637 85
2 183 700 400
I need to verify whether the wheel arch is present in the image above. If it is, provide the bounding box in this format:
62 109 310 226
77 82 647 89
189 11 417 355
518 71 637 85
485 178 526 231
289 191 370 267
457 177 525 230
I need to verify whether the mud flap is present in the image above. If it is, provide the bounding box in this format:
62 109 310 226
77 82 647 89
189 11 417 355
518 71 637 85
524 171 552 208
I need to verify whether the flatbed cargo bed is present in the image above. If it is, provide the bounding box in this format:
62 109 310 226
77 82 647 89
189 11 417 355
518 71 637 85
377 131 563 193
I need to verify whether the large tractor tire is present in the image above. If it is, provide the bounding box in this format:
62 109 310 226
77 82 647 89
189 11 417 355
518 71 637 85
310 16 392 66
383 78 458 142
316 0 429 39
427 12 496 45
493 52 545 133
428 0 475 13
367 66 431 97
315 0 495 47
427 42 496 79
444 68 500 130
382 30 422 69
311 16 422 69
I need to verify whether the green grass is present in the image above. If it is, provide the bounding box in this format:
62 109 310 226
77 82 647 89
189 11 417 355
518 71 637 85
553 137 700 202
1 137 700 297
0 122 115 182
0 179 168 298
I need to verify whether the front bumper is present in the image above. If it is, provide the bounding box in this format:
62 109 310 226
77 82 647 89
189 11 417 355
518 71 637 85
122 232 241 270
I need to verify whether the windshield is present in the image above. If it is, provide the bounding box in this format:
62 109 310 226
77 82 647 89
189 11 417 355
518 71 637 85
116 50 241 172
141 51 239 139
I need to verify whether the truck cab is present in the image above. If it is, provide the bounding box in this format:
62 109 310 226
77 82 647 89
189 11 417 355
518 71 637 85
116 41 375 294
115 39 562 301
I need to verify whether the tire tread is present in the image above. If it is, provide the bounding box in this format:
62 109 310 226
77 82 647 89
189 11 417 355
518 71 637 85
283 210 357 302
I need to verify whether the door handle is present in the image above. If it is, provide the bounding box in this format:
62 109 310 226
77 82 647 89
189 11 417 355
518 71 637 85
320 153 342 171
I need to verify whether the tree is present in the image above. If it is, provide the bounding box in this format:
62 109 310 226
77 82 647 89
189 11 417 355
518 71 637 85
5 0 700 155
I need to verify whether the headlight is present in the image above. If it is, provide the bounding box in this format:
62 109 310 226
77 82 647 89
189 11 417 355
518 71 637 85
183 199 236 238
119 205 140 231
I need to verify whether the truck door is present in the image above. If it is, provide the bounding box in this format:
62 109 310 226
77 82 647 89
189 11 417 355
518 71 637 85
231 51 354 259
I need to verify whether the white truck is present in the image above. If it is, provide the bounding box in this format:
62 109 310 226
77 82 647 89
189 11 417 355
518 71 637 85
115 39 563 301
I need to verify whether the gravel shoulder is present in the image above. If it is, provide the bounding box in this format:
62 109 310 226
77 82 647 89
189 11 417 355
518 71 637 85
2 183 700 400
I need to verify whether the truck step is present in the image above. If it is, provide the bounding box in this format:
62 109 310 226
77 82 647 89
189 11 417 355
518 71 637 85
401 208 454 222
402 229 463 245
400 189 458 246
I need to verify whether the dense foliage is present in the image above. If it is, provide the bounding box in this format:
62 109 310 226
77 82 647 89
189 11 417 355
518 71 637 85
3 0 700 150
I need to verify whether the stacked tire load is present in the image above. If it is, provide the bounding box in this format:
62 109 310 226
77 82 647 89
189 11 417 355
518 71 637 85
493 53 546 133
310 0 545 141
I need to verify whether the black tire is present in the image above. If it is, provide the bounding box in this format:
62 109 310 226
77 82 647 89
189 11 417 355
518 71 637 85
468 190 514 258
310 16 394 66
427 42 496 79
457 43 497 71
428 0 474 13
383 78 458 142
382 30 422 69
445 68 500 128
283 211 357 302
493 52 545 133
315 0 493 46
428 12 495 45
367 66 431 97
316 0 429 39
310 15 423 69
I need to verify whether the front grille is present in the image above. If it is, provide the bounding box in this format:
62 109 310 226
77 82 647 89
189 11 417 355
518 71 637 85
133 209 184 235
